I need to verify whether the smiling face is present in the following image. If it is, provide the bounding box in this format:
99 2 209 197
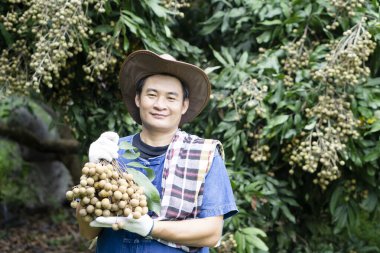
135 74 189 133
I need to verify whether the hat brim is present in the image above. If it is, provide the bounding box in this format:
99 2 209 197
119 50 211 125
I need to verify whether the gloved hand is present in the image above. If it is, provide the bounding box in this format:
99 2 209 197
88 131 119 163
90 214 155 237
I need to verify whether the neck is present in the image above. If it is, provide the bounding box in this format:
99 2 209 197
140 127 178 147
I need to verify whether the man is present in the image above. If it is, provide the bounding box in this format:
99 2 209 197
77 50 238 252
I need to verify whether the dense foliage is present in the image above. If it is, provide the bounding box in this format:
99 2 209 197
1 0 380 252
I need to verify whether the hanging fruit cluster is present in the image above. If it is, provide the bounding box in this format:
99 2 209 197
313 20 376 87
66 161 148 230
281 34 311 87
283 93 359 190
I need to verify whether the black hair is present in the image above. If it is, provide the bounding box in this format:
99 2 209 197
135 74 189 100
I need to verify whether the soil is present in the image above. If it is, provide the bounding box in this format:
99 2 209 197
0 204 93 253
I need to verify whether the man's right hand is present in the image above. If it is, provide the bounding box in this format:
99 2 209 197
88 131 119 163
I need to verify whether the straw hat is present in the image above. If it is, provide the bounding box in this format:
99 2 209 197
119 50 211 125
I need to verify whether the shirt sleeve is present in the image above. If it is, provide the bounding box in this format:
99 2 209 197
198 151 238 220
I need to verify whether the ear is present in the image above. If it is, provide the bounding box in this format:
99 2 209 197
135 95 140 108
181 98 189 115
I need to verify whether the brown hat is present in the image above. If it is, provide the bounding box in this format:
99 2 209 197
119 50 211 125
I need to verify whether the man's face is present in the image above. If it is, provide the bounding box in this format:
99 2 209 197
135 74 189 132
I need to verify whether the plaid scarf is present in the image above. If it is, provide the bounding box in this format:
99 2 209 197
156 130 224 252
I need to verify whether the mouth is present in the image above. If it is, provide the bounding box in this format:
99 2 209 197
150 113 167 119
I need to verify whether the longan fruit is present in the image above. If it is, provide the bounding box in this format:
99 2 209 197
82 167 89 175
131 193 140 200
87 163 96 168
104 183 112 191
86 177 95 186
99 173 107 180
117 221 125 229
80 179 87 187
118 185 127 194
102 209 111 217
134 206 142 213
86 187 95 195
118 200 127 209
79 208 87 217
142 207 149 215
95 201 102 209
94 209 102 216
90 197 98 205
73 188 80 195
82 196 90 205
86 205 95 214
122 193 129 201
132 212 141 219
130 199 139 207
110 203 118 212
79 187 86 195
113 191 122 200
125 174 133 181
98 180 106 188
126 188 134 196
66 190 74 200
99 190 108 198
139 200 147 207
89 167 96 176
112 223 119 231
84 216 93 223
70 201 78 209
123 207 132 216
111 184 118 192
96 164 104 174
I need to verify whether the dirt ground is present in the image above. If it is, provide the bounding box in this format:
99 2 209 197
0 204 93 253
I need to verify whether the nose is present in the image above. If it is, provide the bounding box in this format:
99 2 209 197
153 96 167 110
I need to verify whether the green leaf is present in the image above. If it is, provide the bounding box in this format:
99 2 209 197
223 110 240 122
122 151 140 160
0 23 12 46
365 120 380 135
124 167 161 215
268 115 289 127
212 50 228 66
256 31 271 44
364 148 380 162
260 20 282 26
280 205 295 223
238 51 248 67
241 227 267 237
235 231 246 252
304 120 317 130
246 235 269 251
119 141 134 150
330 187 343 214
127 161 155 181
94 25 113 34
204 66 221 74
143 0 167 18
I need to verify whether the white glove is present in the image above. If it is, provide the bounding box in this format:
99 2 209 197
90 214 154 237
88 131 119 163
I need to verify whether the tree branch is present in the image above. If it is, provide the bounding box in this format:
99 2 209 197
0 122 80 154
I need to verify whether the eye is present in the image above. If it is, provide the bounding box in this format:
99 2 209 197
168 96 176 101
147 93 156 98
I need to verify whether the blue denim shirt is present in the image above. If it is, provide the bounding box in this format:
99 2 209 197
96 135 238 253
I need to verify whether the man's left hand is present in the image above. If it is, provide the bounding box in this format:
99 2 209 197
90 214 154 237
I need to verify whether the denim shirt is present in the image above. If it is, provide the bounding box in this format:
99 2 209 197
96 135 238 253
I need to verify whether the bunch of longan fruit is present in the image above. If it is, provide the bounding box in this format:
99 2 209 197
66 161 148 228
